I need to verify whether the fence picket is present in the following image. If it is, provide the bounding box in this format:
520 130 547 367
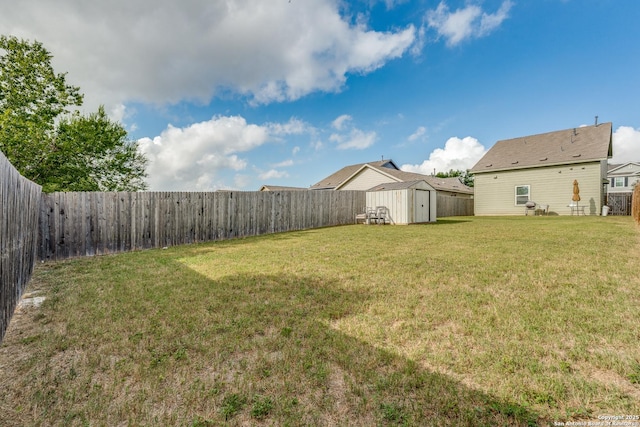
33 190 365 261
0 151 41 343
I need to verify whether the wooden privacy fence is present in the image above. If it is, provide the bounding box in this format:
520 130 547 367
39 190 366 261
437 194 474 217
1 151 42 343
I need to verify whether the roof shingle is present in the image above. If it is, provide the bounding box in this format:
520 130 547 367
310 160 397 189
470 123 612 173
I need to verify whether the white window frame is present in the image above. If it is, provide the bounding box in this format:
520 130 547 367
515 185 530 206
613 177 625 187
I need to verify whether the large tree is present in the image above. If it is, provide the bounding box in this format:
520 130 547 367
46 107 148 192
0 35 147 192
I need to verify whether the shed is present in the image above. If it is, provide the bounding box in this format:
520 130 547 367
366 180 437 224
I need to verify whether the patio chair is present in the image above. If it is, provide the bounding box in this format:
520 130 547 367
363 206 386 224
373 206 387 225
363 207 377 224
537 204 549 215
355 208 368 224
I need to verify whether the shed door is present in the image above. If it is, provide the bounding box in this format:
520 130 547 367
415 190 430 223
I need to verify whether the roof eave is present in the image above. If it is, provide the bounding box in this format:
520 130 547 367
607 162 640 174
471 157 608 174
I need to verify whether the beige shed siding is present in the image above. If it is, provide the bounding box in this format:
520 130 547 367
474 162 604 215
340 168 397 191
365 184 437 224
367 190 407 224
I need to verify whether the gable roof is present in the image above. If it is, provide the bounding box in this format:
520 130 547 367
470 123 613 174
607 162 640 176
310 159 473 194
310 160 399 189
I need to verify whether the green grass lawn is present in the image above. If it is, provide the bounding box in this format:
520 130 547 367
1 216 639 426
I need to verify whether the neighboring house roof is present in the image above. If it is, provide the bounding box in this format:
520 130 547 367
607 162 640 177
310 160 398 189
259 185 308 191
312 159 474 194
425 176 474 194
470 122 613 174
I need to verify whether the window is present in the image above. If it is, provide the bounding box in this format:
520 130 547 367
612 177 627 187
515 185 530 205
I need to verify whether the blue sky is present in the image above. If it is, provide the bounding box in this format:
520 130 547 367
2 0 639 190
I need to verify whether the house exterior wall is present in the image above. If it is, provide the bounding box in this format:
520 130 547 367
474 161 604 215
607 163 640 194
340 168 396 190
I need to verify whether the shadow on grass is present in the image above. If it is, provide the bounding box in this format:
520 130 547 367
0 252 542 426
199 273 540 426
431 218 473 225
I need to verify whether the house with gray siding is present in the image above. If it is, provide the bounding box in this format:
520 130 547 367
605 162 640 215
470 123 613 215
607 163 640 194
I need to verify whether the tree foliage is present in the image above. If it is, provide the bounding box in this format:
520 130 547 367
48 107 147 192
435 169 474 187
0 35 147 192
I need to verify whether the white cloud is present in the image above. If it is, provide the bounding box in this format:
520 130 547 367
426 1 513 47
408 126 427 141
479 1 513 35
328 114 377 150
108 103 127 123
272 159 294 168
259 169 290 180
267 119 308 136
1 0 417 112
612 126 640 163
292 146 301 155
137 115 303 190
233 174 251 189
332 114 353 131
366 0 409 9
410 25 427 57
330 128 377 150
401 136 487 174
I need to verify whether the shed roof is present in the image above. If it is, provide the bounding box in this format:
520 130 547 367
470 123 613 174
367 180 435 191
